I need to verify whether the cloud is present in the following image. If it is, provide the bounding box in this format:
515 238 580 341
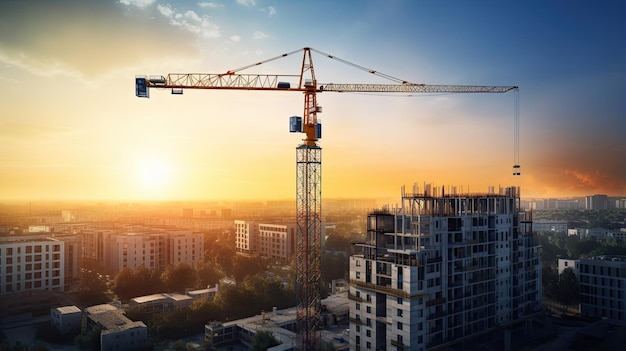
119 0 156 7
253 31 268 39
268 6 276 17
157 3 175 17
198 2 221 8
157 5 221 38
236 0 256 6
230 35 241 42
0 1 198 77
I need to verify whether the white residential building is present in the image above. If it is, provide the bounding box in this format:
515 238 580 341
235 220 257 255
258 223 296 262
349 186 542 351
0 236 64 294
557 258 579 276
235 220 296 263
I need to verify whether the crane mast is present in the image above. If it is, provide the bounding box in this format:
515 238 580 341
135 47 520 350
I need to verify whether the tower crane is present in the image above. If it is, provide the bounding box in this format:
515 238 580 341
135 47 520 350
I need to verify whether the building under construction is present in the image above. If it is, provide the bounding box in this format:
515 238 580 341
349 184 541 351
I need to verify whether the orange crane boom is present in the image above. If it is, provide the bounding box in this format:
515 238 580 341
135 47 520 350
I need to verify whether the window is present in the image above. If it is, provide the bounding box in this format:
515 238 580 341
397 309 403 317
398 321 403 330
366 329 371 337
356 303 360 310
397 297 403 304
366 306 371 313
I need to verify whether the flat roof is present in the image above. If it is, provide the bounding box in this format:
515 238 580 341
55 305 81 314
131 293 167 304
209 292 349 349
88 310 146 334
85 303 118 315
164 293 192 302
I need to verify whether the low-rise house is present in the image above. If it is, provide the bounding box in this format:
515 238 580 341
129 292 193 314
50 305 82 335
84 303 148 351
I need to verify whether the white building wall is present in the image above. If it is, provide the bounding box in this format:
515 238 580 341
0 238 64 294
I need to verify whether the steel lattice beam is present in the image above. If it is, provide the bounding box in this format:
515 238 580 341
295 144 322 351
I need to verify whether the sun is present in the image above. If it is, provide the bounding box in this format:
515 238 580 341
136 157 171 188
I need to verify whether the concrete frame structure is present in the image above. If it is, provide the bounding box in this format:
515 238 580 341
579 255 626 321
349 185 541 351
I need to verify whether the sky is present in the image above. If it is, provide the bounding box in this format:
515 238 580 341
0 0 624 202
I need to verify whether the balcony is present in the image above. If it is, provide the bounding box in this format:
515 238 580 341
348 293 364 302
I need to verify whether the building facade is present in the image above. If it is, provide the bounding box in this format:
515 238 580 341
82 226 204 274
235 220 257 255
258 223 296 262
578 255 626 321
50 305 82 335
0 236 65 294
349 185 542 350
585 194 609 210
235 220 297 263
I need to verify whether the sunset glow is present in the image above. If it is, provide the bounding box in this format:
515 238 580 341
0 1 623 201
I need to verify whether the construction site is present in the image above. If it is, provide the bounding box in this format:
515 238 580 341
136 47 521 350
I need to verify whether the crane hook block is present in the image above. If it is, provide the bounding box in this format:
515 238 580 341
513 164 521 176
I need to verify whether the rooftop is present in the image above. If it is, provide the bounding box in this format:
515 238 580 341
54 305 81 314
88 309 146 334
84 303 118 315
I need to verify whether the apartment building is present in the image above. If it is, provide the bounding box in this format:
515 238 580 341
349 185 541 351
0 236 65 294
235 220 257 255
235 220 296 263
258 223 296 262
578 255 626 321
83 226 204 274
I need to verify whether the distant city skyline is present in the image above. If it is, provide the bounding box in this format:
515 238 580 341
0 1 623 201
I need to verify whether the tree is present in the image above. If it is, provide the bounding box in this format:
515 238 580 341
557 267 579 308
250 330 279 351
161 263 198 292
197 261 222 288
542 265 558 298
76 269 108 306
112 267 135 300
232 256 265 283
